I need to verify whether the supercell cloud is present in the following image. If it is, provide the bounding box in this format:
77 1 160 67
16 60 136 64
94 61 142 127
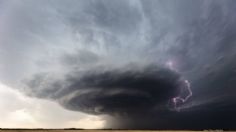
1 0 236 130
26 65 181 115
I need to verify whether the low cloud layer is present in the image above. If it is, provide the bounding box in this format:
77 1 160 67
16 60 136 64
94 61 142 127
25 65 181 115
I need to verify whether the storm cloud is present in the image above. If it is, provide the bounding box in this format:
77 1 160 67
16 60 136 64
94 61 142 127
25 65 181 115
1 0 236 130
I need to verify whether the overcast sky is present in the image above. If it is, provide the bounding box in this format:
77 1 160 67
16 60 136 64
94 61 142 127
1 0 236 129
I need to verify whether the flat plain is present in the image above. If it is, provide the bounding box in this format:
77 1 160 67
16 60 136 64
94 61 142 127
0 129 230 132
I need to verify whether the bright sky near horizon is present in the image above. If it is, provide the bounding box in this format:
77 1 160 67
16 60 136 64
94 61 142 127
0 83 105 129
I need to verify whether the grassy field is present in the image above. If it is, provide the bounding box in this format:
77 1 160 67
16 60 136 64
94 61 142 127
0 129 228 132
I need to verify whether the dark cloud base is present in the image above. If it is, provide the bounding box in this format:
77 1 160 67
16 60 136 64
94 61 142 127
25 64 203 129
59 65 181 115
26 65 182 114
107 107 236 130
25 64 236 130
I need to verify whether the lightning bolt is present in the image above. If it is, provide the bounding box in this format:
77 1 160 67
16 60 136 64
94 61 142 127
172 79 192 111
166 60 193 111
